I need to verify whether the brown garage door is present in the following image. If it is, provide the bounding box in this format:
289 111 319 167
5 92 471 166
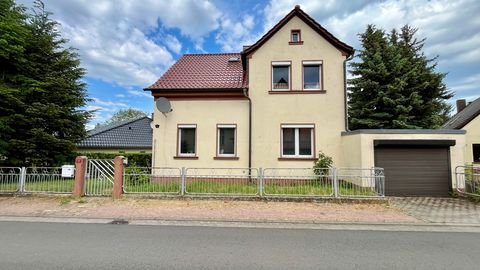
374 146 451 196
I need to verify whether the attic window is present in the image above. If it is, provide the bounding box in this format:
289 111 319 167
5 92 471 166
289 30 303 45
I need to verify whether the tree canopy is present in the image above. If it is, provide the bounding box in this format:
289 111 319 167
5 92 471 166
348 24 453 130
0 0 90 166
94 108 148 129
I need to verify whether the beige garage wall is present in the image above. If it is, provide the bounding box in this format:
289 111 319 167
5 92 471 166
152 99 249 168
463 118 480 164
248 16 347 168
341 132 466 187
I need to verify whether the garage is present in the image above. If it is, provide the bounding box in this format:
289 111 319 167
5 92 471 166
374 140 454 196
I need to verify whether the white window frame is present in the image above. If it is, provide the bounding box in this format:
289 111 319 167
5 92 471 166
302 60 323 91
217 124 236 157
280 124 314 158
291 31 300 42
272 61 291 91
178 124 196 157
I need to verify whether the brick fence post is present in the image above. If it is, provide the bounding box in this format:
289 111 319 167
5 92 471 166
112 156 124 199
73 156 87 197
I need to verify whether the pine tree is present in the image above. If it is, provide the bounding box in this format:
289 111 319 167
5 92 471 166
0 0 90 166
0 0 30 160
348 24 453 130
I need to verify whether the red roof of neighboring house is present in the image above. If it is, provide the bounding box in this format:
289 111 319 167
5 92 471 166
145 53 247 90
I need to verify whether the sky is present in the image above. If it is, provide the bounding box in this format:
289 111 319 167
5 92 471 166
16 0 480 129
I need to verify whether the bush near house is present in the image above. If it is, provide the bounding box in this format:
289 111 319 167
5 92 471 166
313 151 333 176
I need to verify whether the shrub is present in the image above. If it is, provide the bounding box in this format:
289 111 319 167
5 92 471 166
124 166 150 186
313 151 333 179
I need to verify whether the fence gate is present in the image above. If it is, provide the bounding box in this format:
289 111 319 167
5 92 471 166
85 159 115 196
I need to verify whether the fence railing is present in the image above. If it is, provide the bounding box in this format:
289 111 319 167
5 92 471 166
123 167 182 194
455 165 480 197
0 167 22 192
185 168 259 196
24 167 74 194
123 167 384 198
336 168 385 197
0 167 73 194
262 168 334 197
0 166 385 198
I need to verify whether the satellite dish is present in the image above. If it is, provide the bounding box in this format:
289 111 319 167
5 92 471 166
156 97 172 114
149 121 155 129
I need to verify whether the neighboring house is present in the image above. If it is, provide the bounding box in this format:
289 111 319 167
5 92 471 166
443 98 480 164
145 5 466 196
78 116 152 153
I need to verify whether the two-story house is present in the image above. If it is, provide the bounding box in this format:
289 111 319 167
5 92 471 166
145 6 466 196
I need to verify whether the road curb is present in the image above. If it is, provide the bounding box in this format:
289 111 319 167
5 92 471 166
1 215 480 232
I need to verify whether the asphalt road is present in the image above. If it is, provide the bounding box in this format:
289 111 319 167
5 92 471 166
0 221 479 270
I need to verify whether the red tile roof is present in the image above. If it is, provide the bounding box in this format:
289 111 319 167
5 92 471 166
146 53 247 90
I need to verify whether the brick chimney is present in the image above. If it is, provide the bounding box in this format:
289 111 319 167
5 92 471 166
456 99 467 113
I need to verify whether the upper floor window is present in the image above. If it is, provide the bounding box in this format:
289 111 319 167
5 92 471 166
272 61 291 90
291 30 301 42
289 30 303 45
303 61 323 90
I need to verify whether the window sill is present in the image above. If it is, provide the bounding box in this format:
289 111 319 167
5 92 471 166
213 157 239 160
269 90 326 94
288 41 303 45
278 157 316 161
173 156 198 160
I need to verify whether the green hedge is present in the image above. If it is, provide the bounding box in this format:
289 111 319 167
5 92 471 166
75 152 151 167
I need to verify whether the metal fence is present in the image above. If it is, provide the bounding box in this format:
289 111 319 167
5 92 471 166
262 168 334 197
455 165 480 197
0 165 385 198
123 167 181 194
336 168 385 197
0 167 22 192
24 167 74 194
185 168 259 196
0 167 73 194
123 167 384 198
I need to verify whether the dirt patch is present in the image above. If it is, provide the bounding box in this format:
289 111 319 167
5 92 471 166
0 196 419 223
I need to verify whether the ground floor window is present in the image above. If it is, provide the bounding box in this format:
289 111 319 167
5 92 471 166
178 124 196 156
217 124 236 157
281 124 314 158
473 144 480 163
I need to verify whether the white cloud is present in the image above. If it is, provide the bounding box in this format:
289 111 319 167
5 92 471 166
216 15 261 52
127 90 152 98
17 0 223 87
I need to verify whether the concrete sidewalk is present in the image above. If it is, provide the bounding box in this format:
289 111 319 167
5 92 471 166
0 196 419 224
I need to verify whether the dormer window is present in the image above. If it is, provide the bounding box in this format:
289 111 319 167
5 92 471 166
289 30 303 45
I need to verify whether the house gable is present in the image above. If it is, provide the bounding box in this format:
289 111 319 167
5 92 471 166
242 5 353 62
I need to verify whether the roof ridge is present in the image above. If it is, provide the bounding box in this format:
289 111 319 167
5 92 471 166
87 116 150 137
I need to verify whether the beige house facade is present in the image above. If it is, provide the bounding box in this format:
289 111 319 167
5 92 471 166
146 6 468 196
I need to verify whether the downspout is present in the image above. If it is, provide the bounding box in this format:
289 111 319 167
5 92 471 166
243 87 252 173
343 51 355 131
